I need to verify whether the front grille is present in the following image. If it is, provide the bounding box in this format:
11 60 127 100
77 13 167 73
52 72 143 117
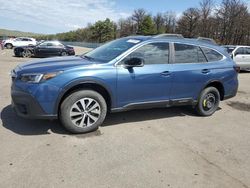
16 103 28 114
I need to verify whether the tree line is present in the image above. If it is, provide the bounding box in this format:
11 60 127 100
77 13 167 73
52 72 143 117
37 0 250 45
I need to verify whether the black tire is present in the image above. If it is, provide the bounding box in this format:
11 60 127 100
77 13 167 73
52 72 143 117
60 90 107 134
61 51 68 56
195 87 220 116
22 49 32 58
6 43 13 49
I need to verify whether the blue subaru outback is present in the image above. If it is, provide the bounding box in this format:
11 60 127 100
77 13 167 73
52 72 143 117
11 35 238 133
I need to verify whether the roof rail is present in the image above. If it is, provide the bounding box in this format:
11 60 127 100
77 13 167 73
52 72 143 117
197 37 217 45
153 33 184 39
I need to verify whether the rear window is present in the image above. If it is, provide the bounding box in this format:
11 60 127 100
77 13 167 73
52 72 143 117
201 47 223 62
174 43 207 64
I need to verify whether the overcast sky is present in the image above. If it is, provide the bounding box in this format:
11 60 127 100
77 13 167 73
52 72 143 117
0 0 249 34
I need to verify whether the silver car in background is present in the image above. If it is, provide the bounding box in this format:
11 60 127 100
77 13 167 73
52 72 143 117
230 46 250 71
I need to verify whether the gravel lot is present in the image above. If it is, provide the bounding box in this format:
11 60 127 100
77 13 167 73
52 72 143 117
0 47 250 188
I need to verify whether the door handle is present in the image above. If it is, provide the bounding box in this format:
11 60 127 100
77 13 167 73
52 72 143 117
202 69 211 74
161 71 171 76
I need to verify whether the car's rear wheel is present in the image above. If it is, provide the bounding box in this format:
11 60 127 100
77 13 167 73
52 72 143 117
195 87 220 116
22 49 32 58
60 90 107 134
61 51 68 56
6 43 13 49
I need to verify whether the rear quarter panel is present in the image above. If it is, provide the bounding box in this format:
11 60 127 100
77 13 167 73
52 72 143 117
202 59 238 100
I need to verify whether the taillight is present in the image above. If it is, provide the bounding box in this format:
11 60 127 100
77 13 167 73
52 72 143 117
234 66 240 73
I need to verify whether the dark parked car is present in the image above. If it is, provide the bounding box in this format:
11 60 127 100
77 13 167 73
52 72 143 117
11 35 238 134
0 40 4 50
14 41 75 58
222 45 237 55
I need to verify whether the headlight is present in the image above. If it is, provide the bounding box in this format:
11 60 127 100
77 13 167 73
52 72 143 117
20 73 43 83
20 71 62 83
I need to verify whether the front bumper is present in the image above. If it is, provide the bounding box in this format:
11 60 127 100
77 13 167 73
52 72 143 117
14 49 22 57
68 51 75 56
11 89 57 119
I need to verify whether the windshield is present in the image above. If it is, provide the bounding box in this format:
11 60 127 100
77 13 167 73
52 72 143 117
83 38 141 63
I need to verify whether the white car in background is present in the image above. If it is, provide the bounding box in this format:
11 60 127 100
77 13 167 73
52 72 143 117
4 37 37 49
230 46 250 71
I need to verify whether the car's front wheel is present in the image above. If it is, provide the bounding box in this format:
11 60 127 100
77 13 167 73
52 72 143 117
22 49 32 58
61 51 68 56
5 43 13 49
195 87 220 116
60 90 107 133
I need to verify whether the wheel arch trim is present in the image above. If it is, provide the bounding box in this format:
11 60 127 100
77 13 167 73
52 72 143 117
54 79 114 115
200 80 225 100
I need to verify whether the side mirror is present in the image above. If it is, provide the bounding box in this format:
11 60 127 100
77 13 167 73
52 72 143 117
124 57 144 68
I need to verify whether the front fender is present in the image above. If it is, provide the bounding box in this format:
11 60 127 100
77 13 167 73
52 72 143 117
53 78 115 114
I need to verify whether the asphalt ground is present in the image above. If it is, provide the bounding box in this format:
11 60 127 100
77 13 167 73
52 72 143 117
0 47 250 188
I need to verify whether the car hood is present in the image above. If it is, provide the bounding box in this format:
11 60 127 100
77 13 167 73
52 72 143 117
16 56 94 73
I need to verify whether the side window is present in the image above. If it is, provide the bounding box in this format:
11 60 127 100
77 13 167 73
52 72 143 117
22 38 29 41
53 42 64 47
174 43 207 64
201 47 223 62
244 48 250 55
39 42 48 47
198 48 207 62
46 43 53 46
126 43 169 65
235 47 245 55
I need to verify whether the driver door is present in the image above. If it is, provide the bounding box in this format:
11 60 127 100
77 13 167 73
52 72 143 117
35 42 51 57
116 42 172 108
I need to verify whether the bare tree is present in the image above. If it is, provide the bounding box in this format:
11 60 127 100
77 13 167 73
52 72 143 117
154 13 165 34
176 8 200 37
199 0 214 37
40 0 250 45
216 0 249 44
132 9 147 33
117 17 136 37
164 11 177 33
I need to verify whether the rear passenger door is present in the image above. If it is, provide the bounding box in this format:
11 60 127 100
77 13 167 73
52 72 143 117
46 43 60 56
21 38 31 46
170 43 223 101
50 43 65 56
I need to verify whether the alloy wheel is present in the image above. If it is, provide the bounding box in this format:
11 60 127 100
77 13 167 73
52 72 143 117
61 52 67 56
22 50 32 58
70 98 101 127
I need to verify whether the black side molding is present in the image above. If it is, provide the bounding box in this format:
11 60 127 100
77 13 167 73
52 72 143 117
111 98 197 113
